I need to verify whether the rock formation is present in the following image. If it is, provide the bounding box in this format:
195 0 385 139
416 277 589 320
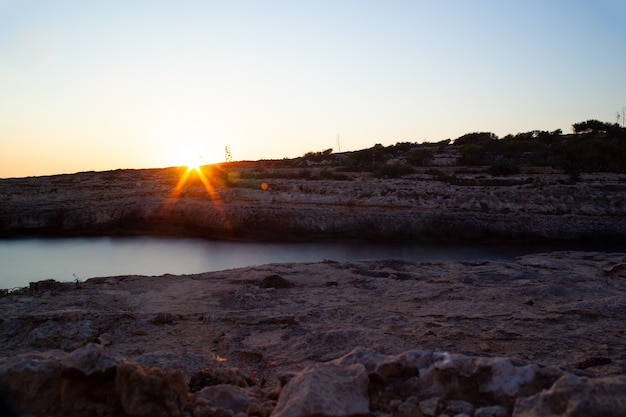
0 252 625 416
1 344 625 417
0 166 624 241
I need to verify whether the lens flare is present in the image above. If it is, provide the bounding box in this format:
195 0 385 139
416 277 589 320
170 166 216 201
166 165 230 230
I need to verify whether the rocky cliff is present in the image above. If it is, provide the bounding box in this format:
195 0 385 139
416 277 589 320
0 165 624 241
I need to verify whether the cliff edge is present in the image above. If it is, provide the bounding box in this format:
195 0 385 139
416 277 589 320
0 163 624 241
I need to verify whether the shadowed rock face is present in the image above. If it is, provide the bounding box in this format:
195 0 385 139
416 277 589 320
0 167 625 241
1 344 625 417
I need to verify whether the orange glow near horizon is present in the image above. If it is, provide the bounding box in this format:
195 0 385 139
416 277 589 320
170 165 218 201
167 165 230 229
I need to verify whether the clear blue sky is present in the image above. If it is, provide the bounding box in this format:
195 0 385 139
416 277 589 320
1 0 625 178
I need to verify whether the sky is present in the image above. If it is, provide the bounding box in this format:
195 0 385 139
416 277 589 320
1 0 625 178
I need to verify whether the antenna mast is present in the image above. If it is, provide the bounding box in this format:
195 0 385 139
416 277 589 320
336 134 341 153
225 146 232 163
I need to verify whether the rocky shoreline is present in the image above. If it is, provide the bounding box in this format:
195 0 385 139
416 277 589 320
1 160 625 415
0 166 625 241
1 251 625 416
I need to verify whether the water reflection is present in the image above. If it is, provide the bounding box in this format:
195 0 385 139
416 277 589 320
0 237 621 289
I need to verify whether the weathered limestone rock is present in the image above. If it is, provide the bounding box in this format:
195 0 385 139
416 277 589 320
418 396 441 416
193 385 259 414
62 341 119 375
0 350 66 413
189 366 253 390
1 344 625 417
513 373 626 417
6 251 624 379
0 344 120 416
0 253 624 416
475 405 509 417
444 399 475 415
270 362 370 417
25 318 97 351
0 344 188 417
1 168 624 241
334 347 563 413
115 362 188 417
134 350 223 380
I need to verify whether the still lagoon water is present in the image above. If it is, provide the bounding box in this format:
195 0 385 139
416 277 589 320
0 237 623 289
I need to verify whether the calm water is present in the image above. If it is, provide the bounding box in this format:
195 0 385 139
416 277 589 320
0 237 622 289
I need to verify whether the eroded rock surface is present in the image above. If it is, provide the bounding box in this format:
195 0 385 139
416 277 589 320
1 344 625 417
0 252 625 416
0 167 624 241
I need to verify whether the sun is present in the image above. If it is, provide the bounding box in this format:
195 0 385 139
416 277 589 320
163 137 230 229
158 133 210 170
155 127 230 170
169 154 218 202
186 160 202 172
167 141 227 171
173 148 205 171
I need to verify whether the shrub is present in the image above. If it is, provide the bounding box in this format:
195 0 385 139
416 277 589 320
375 163 414 178
458 144 484 165
302 148 333 162
408 148 434 166
454 132 497 146
488 159 520 176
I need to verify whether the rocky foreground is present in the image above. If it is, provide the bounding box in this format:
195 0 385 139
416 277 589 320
1 251 625 416
0 165 625 241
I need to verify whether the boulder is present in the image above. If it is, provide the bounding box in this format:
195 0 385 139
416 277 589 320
116 362 188 417
0 344 188 417
1 345 625 417
271 362 369 417
334 348 561 409
0 344 120 416
513 373 626 417
193 385 259 414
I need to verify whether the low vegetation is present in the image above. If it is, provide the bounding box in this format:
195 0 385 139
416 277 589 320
221 119 626 183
